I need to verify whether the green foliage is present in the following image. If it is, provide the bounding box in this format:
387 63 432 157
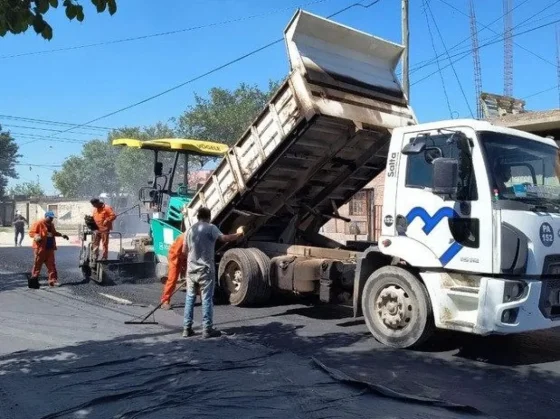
0 0 117 40
51 81 280 198
9 181 44 197
0 125 20 197
52 139 119 197
175 81 280 145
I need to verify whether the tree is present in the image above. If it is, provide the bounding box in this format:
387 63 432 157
51 81 281 198
175 81 280 146
0 125 20 198
9 181 44 197
0 0 117 41
52 139 119 197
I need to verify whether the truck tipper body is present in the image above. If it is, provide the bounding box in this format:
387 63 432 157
184 10 560 348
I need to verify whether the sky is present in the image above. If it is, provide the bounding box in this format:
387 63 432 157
2 0 560 194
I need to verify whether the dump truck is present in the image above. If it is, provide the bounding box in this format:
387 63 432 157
190 10 560 348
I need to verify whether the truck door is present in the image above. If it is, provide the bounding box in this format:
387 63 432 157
394 128 493 272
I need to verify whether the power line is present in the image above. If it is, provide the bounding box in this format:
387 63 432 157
1 123 103 136
411 15 560 87
436 0 558 70
0 114 113 131
15 163 62 168
522 84 560 99
422 0 452 117
407 0 558 77
10 132 88 143
41 1 383 141
0 0 334 60
403 0 533 76
426 0 474 117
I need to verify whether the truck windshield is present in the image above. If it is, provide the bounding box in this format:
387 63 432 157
479 131 560 208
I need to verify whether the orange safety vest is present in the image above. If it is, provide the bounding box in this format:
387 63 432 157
29 219 58 250
92 204 116 232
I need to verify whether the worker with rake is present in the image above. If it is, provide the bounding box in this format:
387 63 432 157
160 206 244 338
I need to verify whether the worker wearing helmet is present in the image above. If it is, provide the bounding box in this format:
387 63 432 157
28 211 69 288
160 233 187 310
90 198 116 260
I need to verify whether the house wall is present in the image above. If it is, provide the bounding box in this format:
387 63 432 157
320 170 386 244
15 199 91 232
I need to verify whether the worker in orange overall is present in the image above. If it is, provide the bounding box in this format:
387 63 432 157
28 211 69 289
160 233 187 310
90 198 116 261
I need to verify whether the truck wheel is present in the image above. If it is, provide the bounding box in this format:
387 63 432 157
218 248 262 306
361 266 434 349
247 248 272 304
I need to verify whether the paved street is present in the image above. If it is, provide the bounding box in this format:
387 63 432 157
1 243 560 418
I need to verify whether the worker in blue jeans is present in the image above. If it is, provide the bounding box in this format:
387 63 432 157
182 206 244 338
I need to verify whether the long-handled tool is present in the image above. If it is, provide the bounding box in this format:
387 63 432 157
124 278 187 325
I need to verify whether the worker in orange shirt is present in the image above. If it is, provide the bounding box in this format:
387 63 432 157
160 233 187 310
28 211 69 289
90 198 116 261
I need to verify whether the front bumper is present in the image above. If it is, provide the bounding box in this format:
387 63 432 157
479 277 560 334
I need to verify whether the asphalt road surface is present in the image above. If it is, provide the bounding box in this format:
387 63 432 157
1 245 560 419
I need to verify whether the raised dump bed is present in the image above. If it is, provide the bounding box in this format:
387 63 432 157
184 10 417 248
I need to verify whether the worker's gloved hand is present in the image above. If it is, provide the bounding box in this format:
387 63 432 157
34 235 42 243
103 220 109 226
236 226 245 236
62 235 69 240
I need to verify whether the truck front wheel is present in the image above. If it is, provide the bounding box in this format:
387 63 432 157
361 266 434 349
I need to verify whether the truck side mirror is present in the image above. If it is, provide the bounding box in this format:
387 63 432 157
402 134 427 155
432 158 458 196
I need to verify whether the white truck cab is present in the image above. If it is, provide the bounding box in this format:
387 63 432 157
362 119 560 347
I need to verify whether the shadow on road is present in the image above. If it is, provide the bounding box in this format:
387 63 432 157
223 321 560 419
0 329 488 419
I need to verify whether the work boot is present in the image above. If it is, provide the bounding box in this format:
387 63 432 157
161 302 171 310
202 328 222 339
49 281 60 287
182 327 195 338
27 276 40 289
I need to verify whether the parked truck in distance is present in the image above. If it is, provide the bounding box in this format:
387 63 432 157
182 10 560 348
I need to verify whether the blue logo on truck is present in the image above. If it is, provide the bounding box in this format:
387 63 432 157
406 207 462 266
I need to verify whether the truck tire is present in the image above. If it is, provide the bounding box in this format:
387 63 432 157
361 266 434 349
218 248 263 306
247 248 272 304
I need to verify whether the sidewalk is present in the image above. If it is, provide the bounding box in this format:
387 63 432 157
0 274 490 419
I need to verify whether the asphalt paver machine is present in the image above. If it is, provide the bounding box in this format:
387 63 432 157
95 138 228 284
78 214 152 285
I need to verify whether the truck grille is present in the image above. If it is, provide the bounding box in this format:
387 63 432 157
539 255 560 319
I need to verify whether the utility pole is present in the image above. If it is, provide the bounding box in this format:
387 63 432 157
402 0 410 100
